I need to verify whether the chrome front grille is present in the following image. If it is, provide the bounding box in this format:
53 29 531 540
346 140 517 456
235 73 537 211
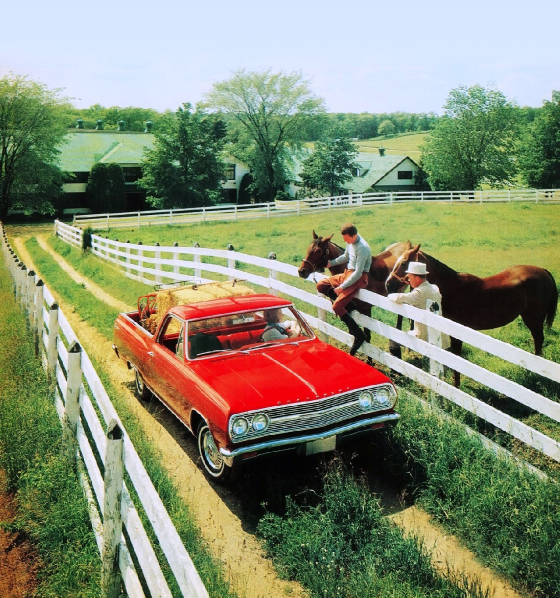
230 384 395 443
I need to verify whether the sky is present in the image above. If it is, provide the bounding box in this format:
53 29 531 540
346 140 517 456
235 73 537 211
2 0 559 115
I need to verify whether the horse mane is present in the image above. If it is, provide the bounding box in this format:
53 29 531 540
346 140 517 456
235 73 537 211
418 250 458 278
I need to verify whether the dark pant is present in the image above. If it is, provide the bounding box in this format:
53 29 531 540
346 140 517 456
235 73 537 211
316 270 369 316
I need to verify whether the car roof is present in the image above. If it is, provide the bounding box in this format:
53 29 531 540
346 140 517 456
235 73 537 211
168 293 293 321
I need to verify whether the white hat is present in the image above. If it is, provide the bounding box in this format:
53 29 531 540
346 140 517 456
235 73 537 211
405 261 429 276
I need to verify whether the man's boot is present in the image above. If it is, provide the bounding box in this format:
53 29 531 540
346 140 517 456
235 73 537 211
340 313 366 356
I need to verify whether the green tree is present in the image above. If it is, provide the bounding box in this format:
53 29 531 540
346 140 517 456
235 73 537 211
206 69 324 202
421 85 519 190
0 74 68 218
378 119 396 136
86 162 126 213
139 103 225 208
301 135 358 196
518 91 560 188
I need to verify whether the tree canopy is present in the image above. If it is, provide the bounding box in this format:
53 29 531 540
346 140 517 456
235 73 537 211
0 74 68 218
300 135 358 196
421 85 519 190
206 69 324 202
139 103 225 209
518 91 560 188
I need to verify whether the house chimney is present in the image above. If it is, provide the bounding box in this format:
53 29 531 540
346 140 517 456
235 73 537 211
378 147 385 157
144 120 153 133
96 119 104 130
76 119 84 129
118 120 126 131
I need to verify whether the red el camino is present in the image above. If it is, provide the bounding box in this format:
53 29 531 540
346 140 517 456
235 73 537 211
113 293 399 482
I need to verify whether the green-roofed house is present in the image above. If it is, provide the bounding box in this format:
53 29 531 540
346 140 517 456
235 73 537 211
58 121 250 213
346 149 421 193
58 124 155 213
286 148 422 198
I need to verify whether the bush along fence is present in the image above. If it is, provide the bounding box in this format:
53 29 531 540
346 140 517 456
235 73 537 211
56 219 560 470
0 223 209 598
72 188 560 230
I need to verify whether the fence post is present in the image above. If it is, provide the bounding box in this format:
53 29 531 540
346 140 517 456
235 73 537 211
47 304 59 379
173 242 180 277
18 263 27 304
426 299 444 381
33 279 44 356
155 242 161 284
125 241 131 276
26 270 36 322
193 243 201 280
267 252 278 295
101 419 124 598
227 244 236 272
137 242 143 281
63 342 82 457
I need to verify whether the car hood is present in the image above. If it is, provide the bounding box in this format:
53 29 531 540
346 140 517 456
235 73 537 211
190 339 392 414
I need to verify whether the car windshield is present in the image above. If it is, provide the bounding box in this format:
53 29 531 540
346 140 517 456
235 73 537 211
187 306 313 359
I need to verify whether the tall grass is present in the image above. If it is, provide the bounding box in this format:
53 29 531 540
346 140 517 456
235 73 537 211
387 393 560 597
258 459 488 598
0 255 101 597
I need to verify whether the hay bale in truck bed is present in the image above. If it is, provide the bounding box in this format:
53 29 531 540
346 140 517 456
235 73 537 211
143 280 254 334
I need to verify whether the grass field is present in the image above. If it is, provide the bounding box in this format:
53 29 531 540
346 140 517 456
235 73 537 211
93 201 560 469
357 132 427 160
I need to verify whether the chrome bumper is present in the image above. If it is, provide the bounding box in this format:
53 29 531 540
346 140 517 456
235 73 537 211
219 412 400 462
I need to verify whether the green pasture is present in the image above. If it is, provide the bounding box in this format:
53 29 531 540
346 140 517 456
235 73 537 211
357 132 427 160
94 202 560 467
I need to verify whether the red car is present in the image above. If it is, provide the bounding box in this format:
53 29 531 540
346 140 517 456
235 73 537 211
113 292 399 482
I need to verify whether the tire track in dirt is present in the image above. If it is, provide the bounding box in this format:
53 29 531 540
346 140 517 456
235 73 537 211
11 231 525 598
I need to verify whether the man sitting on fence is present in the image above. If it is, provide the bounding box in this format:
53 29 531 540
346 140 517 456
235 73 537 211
388 261 450 348
316 223 371 355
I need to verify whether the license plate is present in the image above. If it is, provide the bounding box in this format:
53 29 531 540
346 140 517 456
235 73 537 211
305 435 336 456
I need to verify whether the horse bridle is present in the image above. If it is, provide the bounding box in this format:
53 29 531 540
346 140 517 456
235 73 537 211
301 242 331 274
386 250 424 287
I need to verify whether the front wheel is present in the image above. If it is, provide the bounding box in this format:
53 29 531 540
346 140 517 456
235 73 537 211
197 423 237 483
134 367 151 401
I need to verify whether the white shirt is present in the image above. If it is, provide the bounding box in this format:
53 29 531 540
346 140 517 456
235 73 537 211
388 281 450 347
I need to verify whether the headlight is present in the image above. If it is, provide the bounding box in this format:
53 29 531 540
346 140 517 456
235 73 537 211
374 386 396 409
231 417 249 437
358 391 374 410
252 413 269 432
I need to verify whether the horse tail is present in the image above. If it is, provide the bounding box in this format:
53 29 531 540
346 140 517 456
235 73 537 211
544 269 558 328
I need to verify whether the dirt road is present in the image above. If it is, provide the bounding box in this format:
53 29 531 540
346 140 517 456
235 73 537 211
9 230 524 598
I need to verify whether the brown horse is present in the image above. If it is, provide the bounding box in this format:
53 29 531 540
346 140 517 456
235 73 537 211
385 244 558 383
298 231 411 353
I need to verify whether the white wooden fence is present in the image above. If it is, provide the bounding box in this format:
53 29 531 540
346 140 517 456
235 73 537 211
1 224 209 598
56 219 560 465
72 188 560 230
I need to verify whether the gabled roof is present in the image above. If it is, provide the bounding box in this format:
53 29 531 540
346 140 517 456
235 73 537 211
57 130 155 172
348 152 418 193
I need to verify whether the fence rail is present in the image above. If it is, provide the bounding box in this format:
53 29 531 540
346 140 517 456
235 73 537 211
55 219 560 465
72 188 560 229
1 223 208 598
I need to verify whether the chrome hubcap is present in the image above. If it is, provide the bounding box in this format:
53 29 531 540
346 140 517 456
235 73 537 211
202 430 223 471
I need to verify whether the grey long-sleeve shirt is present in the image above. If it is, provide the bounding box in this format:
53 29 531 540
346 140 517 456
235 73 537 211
329 234 372 289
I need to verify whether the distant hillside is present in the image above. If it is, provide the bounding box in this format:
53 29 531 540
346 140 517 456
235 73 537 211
357 132 427 161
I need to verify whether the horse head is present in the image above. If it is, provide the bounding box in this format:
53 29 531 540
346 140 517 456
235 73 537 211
385 243 421 293
298 231 335 279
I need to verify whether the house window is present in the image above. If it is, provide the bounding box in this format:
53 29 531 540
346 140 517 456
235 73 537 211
225 163 236 180
397 170 413 180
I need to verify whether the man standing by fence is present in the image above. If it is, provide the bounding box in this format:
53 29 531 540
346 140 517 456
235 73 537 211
388 261 450 348
316 223 371 355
